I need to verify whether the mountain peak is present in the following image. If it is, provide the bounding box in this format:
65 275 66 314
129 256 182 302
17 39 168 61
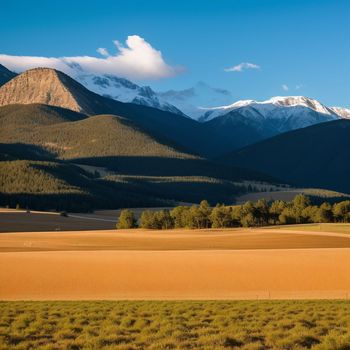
75 73 185 115
0 68 104 114
263 95 334 115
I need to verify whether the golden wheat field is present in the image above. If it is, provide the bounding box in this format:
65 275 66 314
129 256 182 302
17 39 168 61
2 210 350 300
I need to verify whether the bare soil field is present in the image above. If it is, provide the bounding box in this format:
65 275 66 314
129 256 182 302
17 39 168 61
1 248 350 300
1 228 350 252
0 208 174 232
1 227 350 300
0 209 116 232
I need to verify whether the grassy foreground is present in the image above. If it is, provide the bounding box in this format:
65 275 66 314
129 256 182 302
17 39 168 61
1 301 350 350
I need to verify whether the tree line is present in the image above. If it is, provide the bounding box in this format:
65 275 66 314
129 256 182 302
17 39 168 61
116 194 350 229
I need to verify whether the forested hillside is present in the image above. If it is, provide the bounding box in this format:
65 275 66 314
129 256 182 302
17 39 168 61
221 119 350 193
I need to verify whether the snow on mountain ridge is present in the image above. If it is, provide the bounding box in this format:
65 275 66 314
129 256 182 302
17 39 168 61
75 74 233 119
199 96 345 122
76 73 186 116
265 96 334 115
199 99 256 112
74 72 350 124
330 106 350 119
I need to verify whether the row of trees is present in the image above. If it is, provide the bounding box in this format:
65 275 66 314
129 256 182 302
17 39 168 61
116 195 350 230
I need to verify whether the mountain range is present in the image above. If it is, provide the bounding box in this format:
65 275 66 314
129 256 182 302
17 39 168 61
73 70 350 125
2 66 350 155
0 63 349 209
199 96 350 121
73 72 350 150
76 74 233 119
0 66 275 210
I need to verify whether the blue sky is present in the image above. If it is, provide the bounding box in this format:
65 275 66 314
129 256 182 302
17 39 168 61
1 0 350 107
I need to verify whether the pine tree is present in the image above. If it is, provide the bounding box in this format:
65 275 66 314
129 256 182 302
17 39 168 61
117 209 137 229
210 204 234 228
269 200 286 224
240 201 258 227
333 201 350 222
255 199 269 226
155 210 174 229
140 210 156 229
170 206 190 228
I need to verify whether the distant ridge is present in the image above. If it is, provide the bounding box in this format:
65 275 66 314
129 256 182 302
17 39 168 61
220 119 350 193
0 64 17 86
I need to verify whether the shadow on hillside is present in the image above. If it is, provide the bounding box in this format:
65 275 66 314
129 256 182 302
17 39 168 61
0 190 168 213
109 177 241 204
71 156 273 182
0 143 56 161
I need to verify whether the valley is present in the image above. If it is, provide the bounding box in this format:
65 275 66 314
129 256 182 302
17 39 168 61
1 3 350 350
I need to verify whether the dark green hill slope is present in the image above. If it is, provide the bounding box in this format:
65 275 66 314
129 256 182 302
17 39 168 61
0 103 275 209
0 143 55 161
0 109 192 160
0 159 258 211
221 119 350 193
0 104 271 182
0 160 169 211
0 104 86 129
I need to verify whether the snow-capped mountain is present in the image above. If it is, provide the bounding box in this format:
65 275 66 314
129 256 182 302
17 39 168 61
76 74 186 116
197 95 350 149
76 75 233 119
199 96 341 122
203 96 347 152
330 106 350 119
75 73 350 130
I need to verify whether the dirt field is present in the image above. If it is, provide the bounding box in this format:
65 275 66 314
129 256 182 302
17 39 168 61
2 248 350 300
0 209 116 232
1 227 350 300
1 228 350 252
0 208 174 232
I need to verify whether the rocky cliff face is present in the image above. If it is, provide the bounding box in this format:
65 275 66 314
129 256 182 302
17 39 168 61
0 68 102 114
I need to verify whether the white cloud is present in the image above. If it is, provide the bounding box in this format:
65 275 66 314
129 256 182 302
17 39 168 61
0 35 182 80
224 62 260 72
282 84 289 91
295 84 303 90
96 48 109 57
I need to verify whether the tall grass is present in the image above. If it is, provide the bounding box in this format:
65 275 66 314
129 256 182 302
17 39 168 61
1 301 350 349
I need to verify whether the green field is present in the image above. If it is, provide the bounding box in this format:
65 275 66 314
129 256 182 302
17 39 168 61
1 301 350 350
